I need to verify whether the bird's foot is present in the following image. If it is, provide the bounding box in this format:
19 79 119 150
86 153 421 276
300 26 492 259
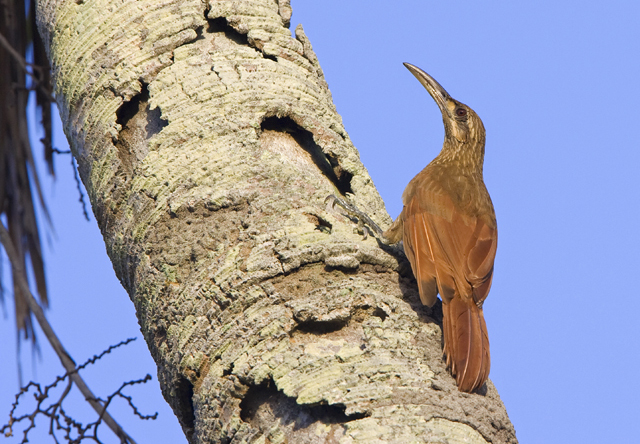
325 195 386 241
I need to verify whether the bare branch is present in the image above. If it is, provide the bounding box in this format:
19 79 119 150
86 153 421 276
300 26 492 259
2 339 156 443
0 222 136 443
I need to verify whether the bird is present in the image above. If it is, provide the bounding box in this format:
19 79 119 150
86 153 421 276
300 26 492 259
383 63 497 393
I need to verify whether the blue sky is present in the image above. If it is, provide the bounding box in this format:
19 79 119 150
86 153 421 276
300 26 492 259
2 2 640 443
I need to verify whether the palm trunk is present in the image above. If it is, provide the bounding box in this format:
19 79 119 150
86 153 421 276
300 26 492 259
36 0 516 442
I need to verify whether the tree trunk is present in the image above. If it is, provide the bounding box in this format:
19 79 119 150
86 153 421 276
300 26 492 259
36 0 517 442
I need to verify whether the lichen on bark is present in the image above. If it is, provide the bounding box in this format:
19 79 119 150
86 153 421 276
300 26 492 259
36 0 517 442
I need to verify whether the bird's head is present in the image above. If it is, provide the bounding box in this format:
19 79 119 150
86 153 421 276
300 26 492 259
404 63 485 148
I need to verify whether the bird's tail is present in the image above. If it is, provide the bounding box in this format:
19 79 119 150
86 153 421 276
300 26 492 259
442 296 490 392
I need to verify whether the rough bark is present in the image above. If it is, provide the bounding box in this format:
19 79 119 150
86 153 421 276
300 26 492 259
36 0 517 442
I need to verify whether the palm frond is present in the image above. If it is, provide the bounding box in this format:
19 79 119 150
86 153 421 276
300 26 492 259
0 0 54 343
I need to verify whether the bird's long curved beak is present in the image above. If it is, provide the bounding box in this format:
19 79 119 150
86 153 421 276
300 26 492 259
403 63 451 116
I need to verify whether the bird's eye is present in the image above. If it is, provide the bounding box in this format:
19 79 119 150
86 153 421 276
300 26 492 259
456 108 467 117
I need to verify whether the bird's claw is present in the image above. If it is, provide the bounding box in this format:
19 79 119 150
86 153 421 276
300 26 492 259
324 194 384 240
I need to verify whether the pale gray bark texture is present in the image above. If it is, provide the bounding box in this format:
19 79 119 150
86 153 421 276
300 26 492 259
36 0 517 442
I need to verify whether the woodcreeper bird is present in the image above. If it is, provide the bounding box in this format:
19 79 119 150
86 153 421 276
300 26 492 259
384 63 497 392
328 63 497 393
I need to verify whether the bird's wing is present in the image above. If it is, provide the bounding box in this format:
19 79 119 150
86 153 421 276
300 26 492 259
402 205 439 307
404 184 495 392
403 185 497 306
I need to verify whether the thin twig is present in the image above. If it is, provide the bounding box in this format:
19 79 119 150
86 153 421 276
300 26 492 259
74 338 136 373
70 157 91 221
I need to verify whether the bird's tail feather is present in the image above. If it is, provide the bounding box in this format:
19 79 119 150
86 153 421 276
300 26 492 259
442 296 490 392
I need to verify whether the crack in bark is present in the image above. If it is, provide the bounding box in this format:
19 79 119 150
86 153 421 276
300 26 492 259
114 82 168 176
239 377 368 441
175 375 196 442
205 16 277 62
261 116 353 195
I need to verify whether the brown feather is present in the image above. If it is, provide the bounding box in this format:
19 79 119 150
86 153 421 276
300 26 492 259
443 295 490 392
401 203 438 307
